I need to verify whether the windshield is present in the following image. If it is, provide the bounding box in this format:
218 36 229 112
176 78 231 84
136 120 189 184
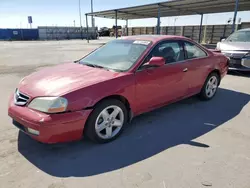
226 30 250 42
79 39 151 71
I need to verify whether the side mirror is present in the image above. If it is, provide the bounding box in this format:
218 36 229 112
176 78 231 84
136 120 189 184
148 57 165 67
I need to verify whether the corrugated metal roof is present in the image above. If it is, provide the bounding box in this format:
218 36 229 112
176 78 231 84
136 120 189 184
86 0 250 20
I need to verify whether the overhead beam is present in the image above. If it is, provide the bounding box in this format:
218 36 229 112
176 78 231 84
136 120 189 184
121 1 243 16
158 3 201 15
118 10 157 18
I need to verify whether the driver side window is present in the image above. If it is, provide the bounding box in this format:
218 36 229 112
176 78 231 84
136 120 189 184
144 41 184 65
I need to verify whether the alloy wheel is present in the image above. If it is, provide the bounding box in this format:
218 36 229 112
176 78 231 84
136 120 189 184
95 105 124 139
205 76 218 98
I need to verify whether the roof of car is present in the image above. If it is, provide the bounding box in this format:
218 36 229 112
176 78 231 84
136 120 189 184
120 35 188 42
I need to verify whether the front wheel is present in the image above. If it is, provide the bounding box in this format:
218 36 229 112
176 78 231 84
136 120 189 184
84 99 128 143
199 73 219 100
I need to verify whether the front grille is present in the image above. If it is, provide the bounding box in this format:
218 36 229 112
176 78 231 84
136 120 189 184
229 63 244 69
222 51 250 68
223 53 245 59
222 51 249 59
14 89 30 106
229 58 242 65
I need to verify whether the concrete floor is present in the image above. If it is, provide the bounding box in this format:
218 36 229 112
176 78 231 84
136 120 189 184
0 39 250 188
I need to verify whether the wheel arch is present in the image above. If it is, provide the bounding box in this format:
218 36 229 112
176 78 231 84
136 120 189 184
92 95 133 122
208 69 221 85
83 94 132 142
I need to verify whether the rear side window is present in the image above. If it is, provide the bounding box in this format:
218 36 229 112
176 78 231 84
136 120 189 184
184 42 207 59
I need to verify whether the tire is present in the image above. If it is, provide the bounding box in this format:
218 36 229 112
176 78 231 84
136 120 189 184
84 99 128 143
199 72 220 100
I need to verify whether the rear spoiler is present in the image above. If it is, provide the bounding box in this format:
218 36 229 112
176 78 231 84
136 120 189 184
209 49 221 53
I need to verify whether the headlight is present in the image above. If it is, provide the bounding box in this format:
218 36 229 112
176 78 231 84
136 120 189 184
28 97 68 113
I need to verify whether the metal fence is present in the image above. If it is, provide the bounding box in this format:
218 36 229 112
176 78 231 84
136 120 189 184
127 22 250 44
38 26 97 40
0 27 98 41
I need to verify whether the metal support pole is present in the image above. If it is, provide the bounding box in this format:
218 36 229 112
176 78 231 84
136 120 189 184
21 29 24 40
198 14 203 43
126 19 128 36
232 0 239 33
79 0 83 39
91 0 94 27
86 14 89 43
80 28 83 40
115 10 118 38
157 5 161 34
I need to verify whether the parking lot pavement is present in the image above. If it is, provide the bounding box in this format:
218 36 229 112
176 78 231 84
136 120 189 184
0 40 250 188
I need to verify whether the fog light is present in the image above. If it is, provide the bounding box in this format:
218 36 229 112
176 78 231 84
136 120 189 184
27 128 40 135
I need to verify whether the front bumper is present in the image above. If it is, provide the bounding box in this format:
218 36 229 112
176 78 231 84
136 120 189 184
229 66 250 71
228 59 250 71
8 95 92 144
222 51 250 71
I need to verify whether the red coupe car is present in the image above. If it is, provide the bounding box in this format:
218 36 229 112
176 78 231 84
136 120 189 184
8 35 228 144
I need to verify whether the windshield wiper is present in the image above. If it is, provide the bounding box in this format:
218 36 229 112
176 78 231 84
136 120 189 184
83 63 110 71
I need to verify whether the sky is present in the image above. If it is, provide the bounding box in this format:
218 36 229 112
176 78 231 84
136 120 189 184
0 0 249 29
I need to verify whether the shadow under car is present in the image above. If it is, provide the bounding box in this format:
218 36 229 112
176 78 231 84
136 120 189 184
17 88 250 177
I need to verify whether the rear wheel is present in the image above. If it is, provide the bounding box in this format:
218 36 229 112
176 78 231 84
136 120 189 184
85 99 128 143
199 72 219 100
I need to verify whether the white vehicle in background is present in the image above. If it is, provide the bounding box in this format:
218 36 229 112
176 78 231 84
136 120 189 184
217 28 250 71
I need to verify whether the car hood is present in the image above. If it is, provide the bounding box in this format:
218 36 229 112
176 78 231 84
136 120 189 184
18 62 123 97
219 42 250 51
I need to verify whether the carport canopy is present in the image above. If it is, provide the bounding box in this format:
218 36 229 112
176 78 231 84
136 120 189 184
85 0 250 41
86 0 250 20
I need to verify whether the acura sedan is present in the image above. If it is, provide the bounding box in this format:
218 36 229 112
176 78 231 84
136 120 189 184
8 35 229 144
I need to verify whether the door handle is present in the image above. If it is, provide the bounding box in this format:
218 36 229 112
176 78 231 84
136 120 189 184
183 68 188 72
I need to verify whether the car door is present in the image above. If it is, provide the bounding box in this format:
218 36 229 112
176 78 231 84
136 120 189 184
134 40 190 114
183 41 211 94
